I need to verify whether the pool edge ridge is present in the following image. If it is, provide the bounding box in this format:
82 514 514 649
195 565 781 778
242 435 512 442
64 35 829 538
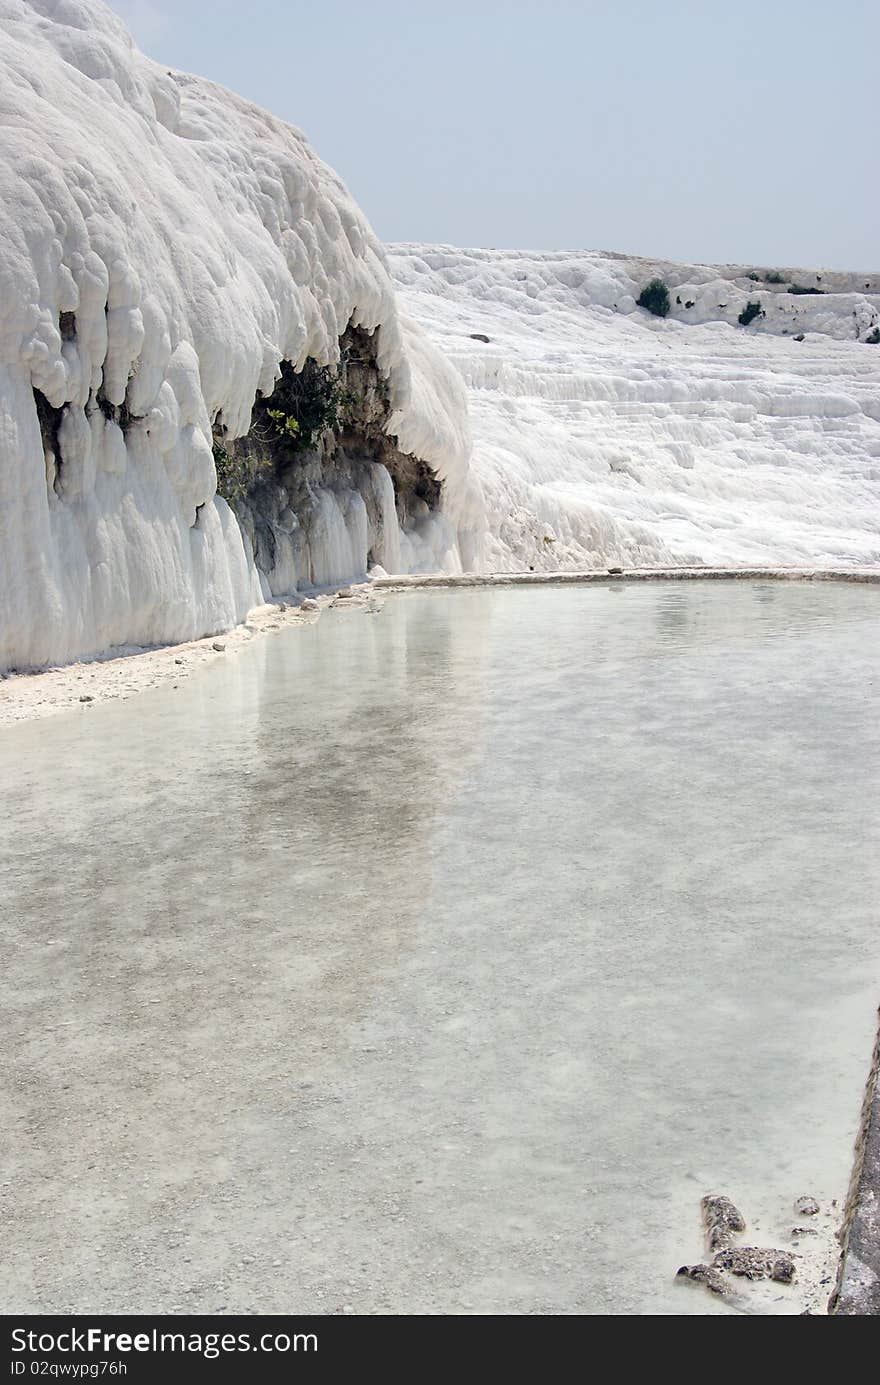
830 1006 880 1315
372 567 880 591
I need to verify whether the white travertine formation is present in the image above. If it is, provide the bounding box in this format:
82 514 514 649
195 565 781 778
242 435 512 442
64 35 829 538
0 0 479 669
391 245 880 573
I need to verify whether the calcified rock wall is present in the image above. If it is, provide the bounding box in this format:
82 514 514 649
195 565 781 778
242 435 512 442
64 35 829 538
223 325 466 595
0 1 482 671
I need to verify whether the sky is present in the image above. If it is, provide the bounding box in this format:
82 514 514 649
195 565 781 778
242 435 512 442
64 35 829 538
109 0 878 269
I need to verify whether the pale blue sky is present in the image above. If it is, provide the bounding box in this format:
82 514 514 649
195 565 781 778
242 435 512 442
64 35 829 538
110 0 878 269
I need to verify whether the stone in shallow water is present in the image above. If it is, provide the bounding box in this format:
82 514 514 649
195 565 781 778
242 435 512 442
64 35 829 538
701 1194 746 1251
712 1247 796 1283
795 1195 820 1216
676 1263 729 1296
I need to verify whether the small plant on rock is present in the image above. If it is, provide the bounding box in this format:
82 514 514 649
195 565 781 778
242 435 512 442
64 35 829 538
637 278 671 318
738 299 764 327
212 441 271 503
266 409 301 443
866 327 880 344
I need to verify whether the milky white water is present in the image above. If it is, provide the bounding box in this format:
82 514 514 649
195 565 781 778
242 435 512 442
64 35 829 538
2 582 879 1315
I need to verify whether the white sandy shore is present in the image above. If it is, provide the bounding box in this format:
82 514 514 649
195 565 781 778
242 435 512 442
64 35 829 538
2 567 878 729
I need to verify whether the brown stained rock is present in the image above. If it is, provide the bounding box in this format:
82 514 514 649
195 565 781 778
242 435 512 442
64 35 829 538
701 1194 746 1252
712 1247 796 1283
676 1263 729 1296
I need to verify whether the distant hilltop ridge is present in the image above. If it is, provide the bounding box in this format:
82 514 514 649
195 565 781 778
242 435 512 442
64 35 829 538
392 244 880 342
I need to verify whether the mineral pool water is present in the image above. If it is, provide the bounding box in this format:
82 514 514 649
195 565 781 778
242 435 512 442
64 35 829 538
2 581 879 1314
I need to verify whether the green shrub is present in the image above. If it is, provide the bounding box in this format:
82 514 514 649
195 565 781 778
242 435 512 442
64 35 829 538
866 327 880 344
746 272 761 282
266 409 301 443
738 299 764 327
637 278 671 318
212 442 271 503
262 362 354 453
789 283 823 295
764 270 786 284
